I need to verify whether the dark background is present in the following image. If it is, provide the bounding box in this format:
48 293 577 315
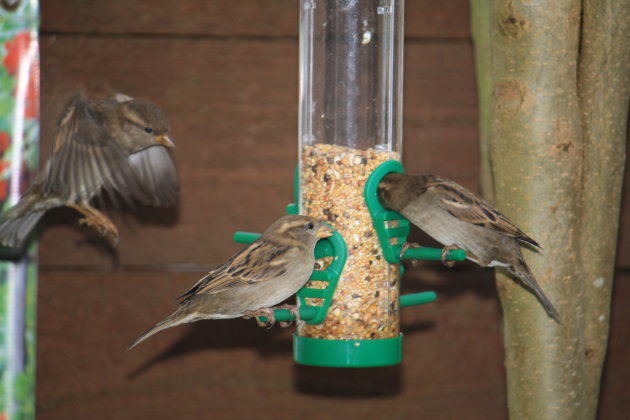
36 1 629 419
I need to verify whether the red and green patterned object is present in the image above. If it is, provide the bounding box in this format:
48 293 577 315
0 1 40 419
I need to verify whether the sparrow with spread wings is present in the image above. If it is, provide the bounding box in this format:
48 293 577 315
0 93 179 248
378 173 560 321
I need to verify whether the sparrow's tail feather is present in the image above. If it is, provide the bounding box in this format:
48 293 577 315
508 259 560 322
127 309 197 350
0 190 63 248
0 210 47 248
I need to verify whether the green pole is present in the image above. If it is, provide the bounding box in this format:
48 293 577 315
0 1 40 419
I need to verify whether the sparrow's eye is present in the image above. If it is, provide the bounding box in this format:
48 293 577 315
306 222 314 230
144 126 153 134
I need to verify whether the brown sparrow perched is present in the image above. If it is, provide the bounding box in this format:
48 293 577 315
378 173 560 321
0 93 179 248
128 215 333 349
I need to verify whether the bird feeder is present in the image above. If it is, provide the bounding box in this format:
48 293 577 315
235 0 465 367
296 0 406 364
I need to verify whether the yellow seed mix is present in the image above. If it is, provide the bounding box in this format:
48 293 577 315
298 143 400 340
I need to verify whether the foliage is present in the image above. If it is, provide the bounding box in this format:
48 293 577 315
0 1 40 419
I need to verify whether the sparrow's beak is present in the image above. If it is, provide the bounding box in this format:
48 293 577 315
316 226 333 239
155 134 175 148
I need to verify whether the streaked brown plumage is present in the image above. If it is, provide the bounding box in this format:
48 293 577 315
128 215 332 350
378 172 560 321
0 93 179 248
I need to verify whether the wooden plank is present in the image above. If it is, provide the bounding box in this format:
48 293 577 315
38 37 480 268
40 0 471 39
37 269 630 419
36 269 630 418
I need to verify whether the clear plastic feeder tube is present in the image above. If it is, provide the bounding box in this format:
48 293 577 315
298 0 404 340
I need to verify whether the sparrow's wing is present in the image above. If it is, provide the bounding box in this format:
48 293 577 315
44 94 144 203
178 240 293 300
128 146 179 206
425 176 541 248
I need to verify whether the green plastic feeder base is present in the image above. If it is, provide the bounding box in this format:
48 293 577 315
293 334 403 367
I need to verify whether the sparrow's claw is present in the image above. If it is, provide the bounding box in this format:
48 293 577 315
274 304 300 327
441 244 462 268
243 308 276 328
78 217 119 246
399 242 410 261
71 204 119 246
400 242 421 266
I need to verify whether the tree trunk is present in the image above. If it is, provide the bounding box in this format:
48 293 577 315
470 0 495 200
489 1 587 419
577 1 630 418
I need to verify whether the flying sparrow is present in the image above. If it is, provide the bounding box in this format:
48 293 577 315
0 93 179 248
378 172 560 321
127 215 333 349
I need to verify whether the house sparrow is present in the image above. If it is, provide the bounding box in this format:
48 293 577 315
0 93 179 248
127 215 333 349
378 173 560 321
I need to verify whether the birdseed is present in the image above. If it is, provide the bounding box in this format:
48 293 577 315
299 143 400 340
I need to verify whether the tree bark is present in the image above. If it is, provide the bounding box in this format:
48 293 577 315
489 1 587 419
577 1 630 418
470 0 495 200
